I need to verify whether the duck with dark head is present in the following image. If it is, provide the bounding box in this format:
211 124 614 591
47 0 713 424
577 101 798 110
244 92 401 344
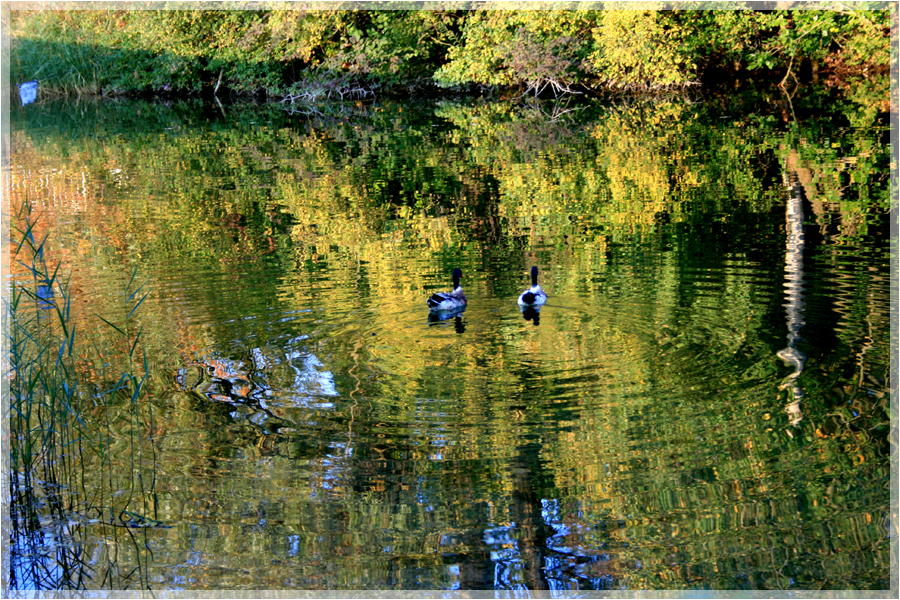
518 266 547 326
518 266 547 307
427 268 467 312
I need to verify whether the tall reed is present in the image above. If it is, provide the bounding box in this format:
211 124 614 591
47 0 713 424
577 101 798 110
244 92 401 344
5 198 157 591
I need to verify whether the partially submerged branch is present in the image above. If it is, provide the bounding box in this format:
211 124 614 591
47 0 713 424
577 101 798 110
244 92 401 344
278 75 375 104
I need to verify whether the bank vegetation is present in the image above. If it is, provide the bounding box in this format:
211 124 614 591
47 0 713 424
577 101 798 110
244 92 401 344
8 4 893 102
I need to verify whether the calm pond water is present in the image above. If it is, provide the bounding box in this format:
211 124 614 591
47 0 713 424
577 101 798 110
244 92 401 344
6 93 894 592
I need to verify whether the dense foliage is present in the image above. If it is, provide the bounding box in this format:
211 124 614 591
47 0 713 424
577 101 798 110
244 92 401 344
9 6 892 99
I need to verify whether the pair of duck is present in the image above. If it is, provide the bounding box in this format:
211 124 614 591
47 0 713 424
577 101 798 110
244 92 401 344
426 266 547 311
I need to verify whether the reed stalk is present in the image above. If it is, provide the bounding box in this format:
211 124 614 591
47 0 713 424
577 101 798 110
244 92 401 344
5 198 157 591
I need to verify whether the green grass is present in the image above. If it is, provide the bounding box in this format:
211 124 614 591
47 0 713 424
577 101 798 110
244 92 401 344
9 13 107 97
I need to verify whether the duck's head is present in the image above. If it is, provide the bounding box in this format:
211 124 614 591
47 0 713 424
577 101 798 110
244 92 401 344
530 266 539 287
453 268 462 289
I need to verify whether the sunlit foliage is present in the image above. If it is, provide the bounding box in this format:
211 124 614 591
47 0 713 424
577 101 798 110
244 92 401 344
8 7 891 96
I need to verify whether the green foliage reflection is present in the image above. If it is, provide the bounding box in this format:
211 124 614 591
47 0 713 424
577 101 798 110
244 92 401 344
7 93 891 590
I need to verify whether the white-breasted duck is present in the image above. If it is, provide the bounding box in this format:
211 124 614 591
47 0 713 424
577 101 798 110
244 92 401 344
517 266 547 307
427 268 467 311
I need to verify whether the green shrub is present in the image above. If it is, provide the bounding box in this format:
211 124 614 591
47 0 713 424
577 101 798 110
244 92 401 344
588 11 697 89
434 10 597 92
8 7 892 97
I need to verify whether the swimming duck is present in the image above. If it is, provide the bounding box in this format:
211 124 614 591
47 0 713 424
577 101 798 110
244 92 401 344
517 266 547 307
427 268 467 311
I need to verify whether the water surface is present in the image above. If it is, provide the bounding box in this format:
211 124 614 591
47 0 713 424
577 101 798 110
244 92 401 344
7 93 893 591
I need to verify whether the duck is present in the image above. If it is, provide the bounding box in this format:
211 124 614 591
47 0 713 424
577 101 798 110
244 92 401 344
427 268 467 312
517 266 547 307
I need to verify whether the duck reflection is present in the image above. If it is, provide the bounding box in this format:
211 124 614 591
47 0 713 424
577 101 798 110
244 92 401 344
428 308 466 333
520 304 541 326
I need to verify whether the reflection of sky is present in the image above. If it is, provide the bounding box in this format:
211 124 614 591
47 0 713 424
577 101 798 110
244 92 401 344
444 500 621 591
287 534 301 557
541 499 617 591
446 564 460 590
306 441 351 497
428 435 448 461
542 498 604 556
187 338 350 499
286 350 339 402
483 523 528 591
257 346 341 402
188 336 340 436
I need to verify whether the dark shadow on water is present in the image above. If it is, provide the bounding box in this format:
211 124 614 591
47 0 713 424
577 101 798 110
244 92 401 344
428 309 466 334
521 305 541 326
